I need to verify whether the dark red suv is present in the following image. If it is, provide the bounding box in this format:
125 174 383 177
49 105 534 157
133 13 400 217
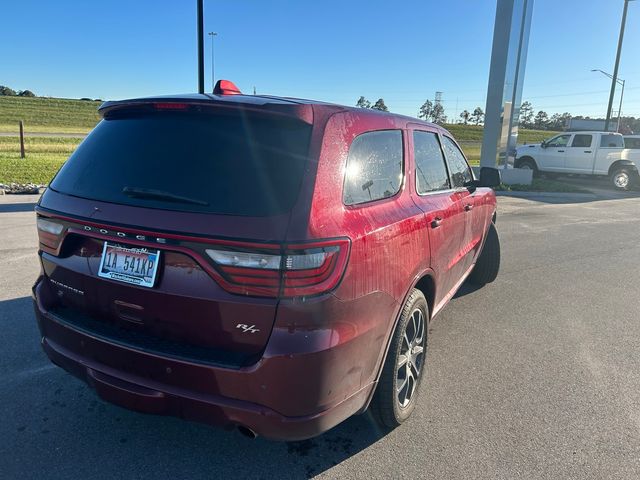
33 81 501 440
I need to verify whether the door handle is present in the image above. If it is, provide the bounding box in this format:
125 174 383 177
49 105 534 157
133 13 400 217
557 149 565 152
464 204 474 212
431 217 443 228
584 150 592 153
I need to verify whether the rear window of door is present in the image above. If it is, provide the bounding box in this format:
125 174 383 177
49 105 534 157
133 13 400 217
441 136 472 188
50 111 312 217
571 134 593 148
600 134 624 148
413 131 450 193
343 130 404 206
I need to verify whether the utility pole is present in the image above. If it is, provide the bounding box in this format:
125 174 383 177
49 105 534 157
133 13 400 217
604 0 634 132
197 0 205 94
208 32 218 90
592 69 626 132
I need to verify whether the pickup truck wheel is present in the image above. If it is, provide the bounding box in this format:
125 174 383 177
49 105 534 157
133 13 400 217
370 289 428 429
611 168 632 191
468 223 500 286
517 158 538 176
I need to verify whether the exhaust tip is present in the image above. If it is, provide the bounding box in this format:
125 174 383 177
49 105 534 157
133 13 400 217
237 425 258 439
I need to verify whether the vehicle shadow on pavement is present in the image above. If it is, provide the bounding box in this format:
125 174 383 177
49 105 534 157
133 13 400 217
454 282 484 299
496 177 640 205
1 295 386 480
0 202 36 213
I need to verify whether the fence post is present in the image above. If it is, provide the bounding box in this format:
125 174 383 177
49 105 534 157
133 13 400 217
19 120 25 158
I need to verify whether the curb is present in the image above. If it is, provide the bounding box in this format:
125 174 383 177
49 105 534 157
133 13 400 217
495 191 597 200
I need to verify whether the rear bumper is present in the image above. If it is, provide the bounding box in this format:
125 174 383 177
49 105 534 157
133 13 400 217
32 277 374 441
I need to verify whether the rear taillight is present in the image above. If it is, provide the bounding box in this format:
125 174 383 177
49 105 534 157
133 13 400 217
205 239 350 298
36 216 65 253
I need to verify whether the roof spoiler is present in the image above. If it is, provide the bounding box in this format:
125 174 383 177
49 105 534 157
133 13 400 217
98 97 314 124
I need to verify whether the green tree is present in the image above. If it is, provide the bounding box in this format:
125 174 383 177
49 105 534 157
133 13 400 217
372 98 388 112
519 101 534 128
418 100 433 120
431 103 446 124
471 107 484 125
534 110 549 129
459 110 471 125
548 112 571 130
0 85 17 96
18 90 35 97
356 96 371 108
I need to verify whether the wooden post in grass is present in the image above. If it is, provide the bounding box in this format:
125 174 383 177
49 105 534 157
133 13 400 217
19 121 25 158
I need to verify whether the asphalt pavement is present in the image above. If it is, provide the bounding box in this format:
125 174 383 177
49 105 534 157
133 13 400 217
1 190 640 479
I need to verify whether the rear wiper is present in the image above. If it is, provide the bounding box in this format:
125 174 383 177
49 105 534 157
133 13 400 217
122 186 209 206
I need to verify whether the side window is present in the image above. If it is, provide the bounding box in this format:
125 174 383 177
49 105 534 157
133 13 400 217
625 137 640 149
441 136 472 188
546 135 571 147
600 134 624 148
571 134 592 148
413 131 450 194
343 130 403 206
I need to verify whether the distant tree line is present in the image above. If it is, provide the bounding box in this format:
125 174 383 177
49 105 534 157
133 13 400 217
0 85 35 97
459 107 484 126
518 100 640 133
0 85 102 102
355 95 639 133
356 96 452 125
356 96 389 112
517 101 571 130
356 95 478 126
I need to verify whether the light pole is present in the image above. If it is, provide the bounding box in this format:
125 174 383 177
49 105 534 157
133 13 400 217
208 32 218 91
197 0 204 94
592 69 625 132
604 0 634 132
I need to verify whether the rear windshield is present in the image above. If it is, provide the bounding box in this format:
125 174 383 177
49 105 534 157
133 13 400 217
625 137 640 149
50 110 312 216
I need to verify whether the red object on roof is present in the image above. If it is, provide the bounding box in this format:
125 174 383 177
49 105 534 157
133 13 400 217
213 80 242 95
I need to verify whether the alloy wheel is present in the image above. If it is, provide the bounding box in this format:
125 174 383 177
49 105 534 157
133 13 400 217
614 172 629 189
396 308 426 408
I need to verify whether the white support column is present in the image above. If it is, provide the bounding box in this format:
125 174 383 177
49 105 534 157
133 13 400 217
481 0 534 172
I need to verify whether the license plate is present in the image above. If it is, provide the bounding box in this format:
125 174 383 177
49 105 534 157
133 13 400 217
98 242 160 288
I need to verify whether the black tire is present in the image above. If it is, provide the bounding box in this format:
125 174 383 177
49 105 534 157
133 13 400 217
468 222 500 286
370 289 428 429
517 157 538 175
611 167 633 191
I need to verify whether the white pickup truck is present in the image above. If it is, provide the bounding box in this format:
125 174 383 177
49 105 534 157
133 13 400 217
515 131 640 190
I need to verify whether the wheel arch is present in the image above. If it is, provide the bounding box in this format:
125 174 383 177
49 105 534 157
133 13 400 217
515 155 537 169
413 274 436 321
608 159 638 176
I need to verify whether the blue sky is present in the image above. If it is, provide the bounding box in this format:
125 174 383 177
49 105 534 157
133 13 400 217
2 0 639 119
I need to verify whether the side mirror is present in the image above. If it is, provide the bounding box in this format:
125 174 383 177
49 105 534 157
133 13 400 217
541 141 547 148
478 167 501 188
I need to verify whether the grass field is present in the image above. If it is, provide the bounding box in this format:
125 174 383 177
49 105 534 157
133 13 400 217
0 96 560 184
0 135 79 184
0 96 99 134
